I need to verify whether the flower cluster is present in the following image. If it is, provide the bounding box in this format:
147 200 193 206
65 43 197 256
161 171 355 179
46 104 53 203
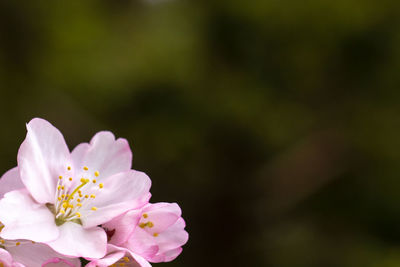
0 118 188 267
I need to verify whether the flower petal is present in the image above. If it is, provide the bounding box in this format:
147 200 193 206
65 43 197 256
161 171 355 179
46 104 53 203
7 242 81 267
17 118 71 204
81 170 151 228
46 222 107 258
0 189 59 242
0 248 15 266
86 245 151 267
0 167 24 199
71 131 132 180
102 209 142 246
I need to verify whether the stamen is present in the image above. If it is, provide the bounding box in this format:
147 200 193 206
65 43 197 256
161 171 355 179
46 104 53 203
83 166 88 171
67 166 71 171
99 183 104 189
95 171 99 177
143 213 148 218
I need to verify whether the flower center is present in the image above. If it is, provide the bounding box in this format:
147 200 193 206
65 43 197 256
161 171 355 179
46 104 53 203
52 166 104 226
138 213 159 237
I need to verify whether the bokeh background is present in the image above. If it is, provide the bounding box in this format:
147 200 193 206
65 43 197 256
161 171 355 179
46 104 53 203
1 0 400 266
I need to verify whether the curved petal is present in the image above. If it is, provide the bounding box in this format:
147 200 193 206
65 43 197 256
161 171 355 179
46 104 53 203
17 118 71 204
102 209 142 246
0 189 59 242
156 218 188 252
81 170 151 228
7 243 81 267
0 168 24 198
0 248 15 267
141 203 181 233
46 222 107 258
71 132 132 180
85 245 126 267
86 245 151 267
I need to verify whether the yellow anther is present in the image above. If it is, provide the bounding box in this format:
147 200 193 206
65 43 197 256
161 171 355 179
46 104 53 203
67 166 71 170
58 197 62 201
32 241 35 244
91 207 97 211
62 202 68 208
99 183 104 189
0 239 4 244
85 195 89 198
59 176 63 180
153 233 159 237
139 223 146 228
58 186 61 190
16 242 20 246
77 198 81 203
61 186 65 190
78 190 82 194
69 177 73 181
95 171 99 177
143 213 148 218
77 203 82 207
92 179 97 183
83 166 88 171
76 212 81 218
119 263 126 266
60 209 65 214
90 194 96 198
123 257 130 262
80 178 86 183
69 204 74 208
147 222 154 228
61 194 66 198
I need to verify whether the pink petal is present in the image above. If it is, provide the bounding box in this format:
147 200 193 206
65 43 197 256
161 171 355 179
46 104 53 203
71 132 132 180
46 222 107 258
85 245 126 267
0 248 15 266
141 203 181 233
86 245 151 267
80 170 151 228
7 243 81 267
156 218 188 251
17 118 71 204
0 189 59 242
41 258 78 267
102 209 142 246
0 168 24 198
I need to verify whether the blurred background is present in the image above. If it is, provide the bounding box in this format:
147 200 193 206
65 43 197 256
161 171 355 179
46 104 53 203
1 0 400 266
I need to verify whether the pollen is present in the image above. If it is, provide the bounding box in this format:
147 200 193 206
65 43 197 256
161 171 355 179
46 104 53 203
95 171 99 177
76 212 81 218
92 179 97 183
148 221 154 228
143 213 148 218
77 198 81 203
59 176 63 180
99 183 104 189
90 194 96 198
16 242 20 246
67 166 71 171
69 177 73 181
153 233 159 237
77 203 82 207
85 195 89 198
83 166 88 171
60 209 65 214
91 206 97 211
123 257 130 262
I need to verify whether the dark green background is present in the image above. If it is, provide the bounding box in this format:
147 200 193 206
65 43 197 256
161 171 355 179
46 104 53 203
1 1 400 266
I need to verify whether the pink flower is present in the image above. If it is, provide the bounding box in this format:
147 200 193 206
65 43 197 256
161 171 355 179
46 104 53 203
103 202 188 264
0 118 151 258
